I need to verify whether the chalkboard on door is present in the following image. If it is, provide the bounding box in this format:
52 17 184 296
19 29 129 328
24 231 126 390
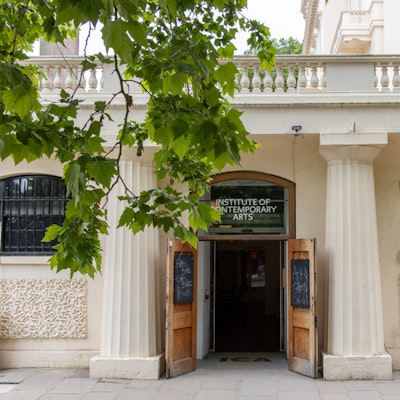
290 259 310 308
174 253 194 304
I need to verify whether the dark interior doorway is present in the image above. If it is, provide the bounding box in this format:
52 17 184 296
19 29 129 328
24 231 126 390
212 241 282 352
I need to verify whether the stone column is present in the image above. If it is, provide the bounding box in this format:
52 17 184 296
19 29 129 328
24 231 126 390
40 37 79 56
90 160 164 379
319 133 392 380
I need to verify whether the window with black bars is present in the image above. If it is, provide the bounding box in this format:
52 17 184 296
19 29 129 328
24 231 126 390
0 175 67 255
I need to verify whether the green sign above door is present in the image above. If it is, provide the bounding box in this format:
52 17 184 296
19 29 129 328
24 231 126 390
203 179 289 235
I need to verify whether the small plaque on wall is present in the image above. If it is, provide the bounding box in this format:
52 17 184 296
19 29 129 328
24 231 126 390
291 259 310 308
174 253 194 304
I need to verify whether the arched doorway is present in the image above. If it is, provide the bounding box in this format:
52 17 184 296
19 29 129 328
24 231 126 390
197 171 296 354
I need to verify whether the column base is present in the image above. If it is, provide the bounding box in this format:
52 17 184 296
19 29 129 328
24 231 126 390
322 352 392 380
90 354 165 380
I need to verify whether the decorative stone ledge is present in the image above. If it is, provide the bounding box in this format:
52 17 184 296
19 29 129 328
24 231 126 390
322 352 392 380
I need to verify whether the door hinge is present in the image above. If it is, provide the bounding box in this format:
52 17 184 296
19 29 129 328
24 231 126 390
314 317 318 328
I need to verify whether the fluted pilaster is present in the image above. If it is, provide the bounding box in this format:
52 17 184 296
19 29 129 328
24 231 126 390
91 160 163 379
319 133 392 380
384 0 400 53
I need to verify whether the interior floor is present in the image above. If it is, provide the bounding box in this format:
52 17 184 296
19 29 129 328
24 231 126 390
199 352 288 371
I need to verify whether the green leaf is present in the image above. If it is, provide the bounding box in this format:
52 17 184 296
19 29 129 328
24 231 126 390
171 135 189 159
102 20 133 62
86 158 117 188
127 21 148 47
163 72 187 95
42 224 62 242
64 161 85 198
206 87 221 107
218 43 236 59
2 81 40 117
214 62 238 96
85 136 105 153
189 207 207 231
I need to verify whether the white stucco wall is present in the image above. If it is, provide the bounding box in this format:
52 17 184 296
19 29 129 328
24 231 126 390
0 158 103 368
374 133 400 369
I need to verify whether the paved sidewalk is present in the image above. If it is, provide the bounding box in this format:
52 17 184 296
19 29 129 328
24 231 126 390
0 353 399 399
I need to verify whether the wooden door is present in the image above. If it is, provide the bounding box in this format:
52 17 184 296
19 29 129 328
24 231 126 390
166 239 197 378
288 239 318 378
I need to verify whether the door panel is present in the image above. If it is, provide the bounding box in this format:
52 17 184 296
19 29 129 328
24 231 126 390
288 238 317 378
166 240 197 378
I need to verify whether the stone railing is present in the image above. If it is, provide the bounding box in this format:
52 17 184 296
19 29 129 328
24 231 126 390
26 56 104 93
24 55 400 97
342 10 369 25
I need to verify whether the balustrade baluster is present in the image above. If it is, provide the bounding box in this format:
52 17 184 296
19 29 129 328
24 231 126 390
76 66 86 92
41 65 51 92
252 66 261 93
380 64 390 92
263 69 273 93
297 65 307 92
99 66 104 92
240 66 250 93
88 67 99 92
275 67 284 93
64 67 75 90
392 65 400 92
320 65 326 91
374 64 379 89
310 65 319 91
234 71 240 94
286 66 296 93
53 65 62 91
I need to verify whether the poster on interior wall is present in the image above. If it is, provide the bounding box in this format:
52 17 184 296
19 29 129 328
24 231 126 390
174 254 194 304
290 259 310 308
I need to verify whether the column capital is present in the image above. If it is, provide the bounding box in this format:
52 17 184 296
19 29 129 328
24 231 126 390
319 132 387 163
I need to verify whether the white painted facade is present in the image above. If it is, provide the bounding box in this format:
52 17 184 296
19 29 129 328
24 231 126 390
302 0 400 54
1 3 400 381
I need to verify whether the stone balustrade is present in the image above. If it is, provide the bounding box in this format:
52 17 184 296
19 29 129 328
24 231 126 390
23 55 400 97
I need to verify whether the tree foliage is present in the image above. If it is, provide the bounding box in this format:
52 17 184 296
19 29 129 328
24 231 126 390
245 36 302 55
273 37 302 55
0 0 275 277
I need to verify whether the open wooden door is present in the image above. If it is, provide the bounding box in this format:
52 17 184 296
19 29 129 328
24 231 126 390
166 239 197 378
288 238 318 378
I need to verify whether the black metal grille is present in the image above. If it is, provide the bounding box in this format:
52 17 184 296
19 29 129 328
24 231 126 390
0 175 67 255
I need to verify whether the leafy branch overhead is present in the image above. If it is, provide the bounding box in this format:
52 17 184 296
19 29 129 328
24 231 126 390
0 0 275 277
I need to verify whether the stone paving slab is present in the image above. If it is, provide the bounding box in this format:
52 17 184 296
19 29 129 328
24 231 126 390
0 368 37 384
0 359 399 400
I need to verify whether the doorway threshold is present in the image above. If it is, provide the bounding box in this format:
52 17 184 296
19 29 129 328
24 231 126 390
198 352 288 371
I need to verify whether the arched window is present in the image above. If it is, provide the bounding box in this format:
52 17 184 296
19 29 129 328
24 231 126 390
0 175 67 254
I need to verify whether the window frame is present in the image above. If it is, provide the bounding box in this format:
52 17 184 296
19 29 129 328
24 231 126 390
0 175 67 256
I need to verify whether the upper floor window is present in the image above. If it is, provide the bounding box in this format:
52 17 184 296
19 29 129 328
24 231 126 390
0 175 67 255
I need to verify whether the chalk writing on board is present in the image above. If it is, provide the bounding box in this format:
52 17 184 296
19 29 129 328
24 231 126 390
291 259 310 308
174 254 194 304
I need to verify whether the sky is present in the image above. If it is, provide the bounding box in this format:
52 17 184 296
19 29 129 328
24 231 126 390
74 0 305 56
234 0 305 53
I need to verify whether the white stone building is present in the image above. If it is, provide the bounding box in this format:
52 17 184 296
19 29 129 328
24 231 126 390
1 0 400 381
